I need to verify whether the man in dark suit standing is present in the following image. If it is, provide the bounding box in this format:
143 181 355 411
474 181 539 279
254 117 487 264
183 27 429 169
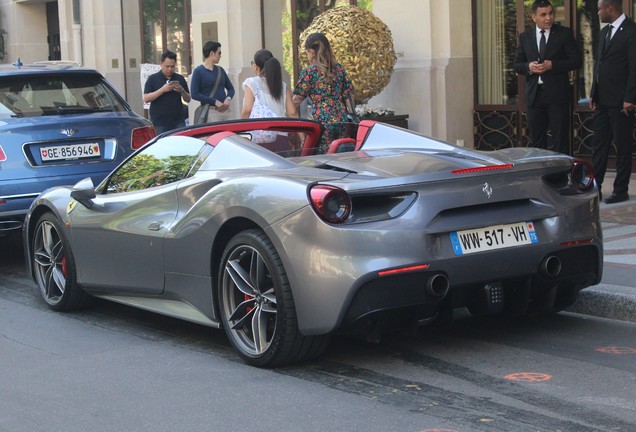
590 0 636 204
513 0 582 154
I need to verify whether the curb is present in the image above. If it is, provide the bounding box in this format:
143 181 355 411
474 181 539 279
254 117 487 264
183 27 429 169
567 284 636 323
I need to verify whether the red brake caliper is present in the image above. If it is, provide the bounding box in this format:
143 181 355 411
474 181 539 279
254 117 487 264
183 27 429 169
245 294 254 314
61 256 67 277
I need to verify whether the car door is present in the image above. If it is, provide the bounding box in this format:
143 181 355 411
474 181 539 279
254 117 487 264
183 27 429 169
68 136 208 294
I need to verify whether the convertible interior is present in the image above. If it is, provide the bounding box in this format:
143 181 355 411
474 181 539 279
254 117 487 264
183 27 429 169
172 118 377 157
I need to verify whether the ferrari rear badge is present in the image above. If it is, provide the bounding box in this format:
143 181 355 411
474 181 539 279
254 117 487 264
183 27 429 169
482 182 493 199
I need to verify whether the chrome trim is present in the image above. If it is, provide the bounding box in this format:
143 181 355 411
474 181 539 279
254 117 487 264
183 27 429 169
0 221 23 232
1 192 40 200
59 128 78 137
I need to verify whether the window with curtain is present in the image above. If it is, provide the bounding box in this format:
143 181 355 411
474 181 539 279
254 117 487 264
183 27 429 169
475 0 518 105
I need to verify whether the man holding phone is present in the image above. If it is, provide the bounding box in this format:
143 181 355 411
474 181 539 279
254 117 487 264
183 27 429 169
513 0 581 154
144 50 191 134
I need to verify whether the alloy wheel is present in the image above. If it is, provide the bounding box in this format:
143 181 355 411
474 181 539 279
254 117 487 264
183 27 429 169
33 220 67 305
221 245 278 356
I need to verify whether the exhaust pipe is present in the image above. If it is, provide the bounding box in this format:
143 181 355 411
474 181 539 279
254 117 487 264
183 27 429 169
540 256 562 278
426 273 450 298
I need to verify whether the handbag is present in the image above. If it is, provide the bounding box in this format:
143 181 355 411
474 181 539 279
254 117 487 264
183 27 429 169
194 66 223 125
344 92 360 123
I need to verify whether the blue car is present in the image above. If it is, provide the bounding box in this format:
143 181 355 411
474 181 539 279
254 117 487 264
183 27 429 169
0 61 156 234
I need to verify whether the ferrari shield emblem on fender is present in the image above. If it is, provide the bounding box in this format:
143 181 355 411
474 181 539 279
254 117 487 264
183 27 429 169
482 182 493 199
67 199 77 214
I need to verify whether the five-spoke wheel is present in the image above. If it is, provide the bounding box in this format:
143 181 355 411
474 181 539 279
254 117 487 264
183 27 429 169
32 213 86 310
219 229 329 367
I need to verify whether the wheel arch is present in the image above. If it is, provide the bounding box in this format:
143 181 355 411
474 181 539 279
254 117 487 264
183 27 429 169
23 203 62 279
210 217 262 318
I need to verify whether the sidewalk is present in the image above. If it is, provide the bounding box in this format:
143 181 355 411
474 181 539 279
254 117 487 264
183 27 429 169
567 171 636 322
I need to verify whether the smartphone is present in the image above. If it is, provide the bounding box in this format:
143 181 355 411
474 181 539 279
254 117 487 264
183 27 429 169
169 80 179 85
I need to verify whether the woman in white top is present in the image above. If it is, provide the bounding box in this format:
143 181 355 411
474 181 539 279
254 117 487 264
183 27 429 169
241 49 297 123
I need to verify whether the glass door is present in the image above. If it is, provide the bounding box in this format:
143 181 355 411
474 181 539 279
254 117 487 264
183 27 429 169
473 0 635 166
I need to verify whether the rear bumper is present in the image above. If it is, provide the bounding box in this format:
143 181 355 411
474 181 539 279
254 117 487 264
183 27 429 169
0 196 36 232
338 244 600 332
269 197 603 336
0 218 25 232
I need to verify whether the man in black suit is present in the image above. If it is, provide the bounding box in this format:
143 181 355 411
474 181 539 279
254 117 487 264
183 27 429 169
590 0 636 204
513 0 582 154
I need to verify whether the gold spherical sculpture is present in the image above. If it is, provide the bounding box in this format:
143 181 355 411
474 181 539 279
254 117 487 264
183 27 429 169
299 6 396 104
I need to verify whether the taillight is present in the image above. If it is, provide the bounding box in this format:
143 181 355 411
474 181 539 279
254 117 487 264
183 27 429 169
571 159 594 191
131 126 157 150
309 185 351 223
0 145 6 161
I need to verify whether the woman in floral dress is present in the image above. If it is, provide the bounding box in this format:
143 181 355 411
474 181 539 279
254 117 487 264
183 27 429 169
293 32 354 154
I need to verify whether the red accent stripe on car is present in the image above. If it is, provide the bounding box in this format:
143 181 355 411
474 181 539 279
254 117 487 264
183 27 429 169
451 164 514 174
560 239 593 247
378 264 430 277
0 145 6 161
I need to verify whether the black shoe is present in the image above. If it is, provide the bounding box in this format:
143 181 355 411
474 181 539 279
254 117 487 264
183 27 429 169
599 190 602 201
604 192 629 204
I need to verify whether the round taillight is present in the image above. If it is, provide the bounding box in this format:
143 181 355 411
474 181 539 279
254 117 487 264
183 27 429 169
571 159 594 191
309 185 351 223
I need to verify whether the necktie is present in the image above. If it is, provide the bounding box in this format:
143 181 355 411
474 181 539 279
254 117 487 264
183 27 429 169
539 30 546 61
605 24 613 52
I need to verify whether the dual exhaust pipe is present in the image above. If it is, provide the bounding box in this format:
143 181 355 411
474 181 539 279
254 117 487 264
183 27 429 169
540 255 562 278
426 273 450 298
424 255 561 299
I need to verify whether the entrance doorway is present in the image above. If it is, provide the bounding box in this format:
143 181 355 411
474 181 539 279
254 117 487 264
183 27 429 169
472 0 636 171
46 1 61 61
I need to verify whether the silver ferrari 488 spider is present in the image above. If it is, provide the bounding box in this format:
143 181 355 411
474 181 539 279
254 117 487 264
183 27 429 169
24 118 603 367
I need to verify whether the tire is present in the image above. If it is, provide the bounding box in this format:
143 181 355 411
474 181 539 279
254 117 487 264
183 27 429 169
32 213 87 311
218 229 329 367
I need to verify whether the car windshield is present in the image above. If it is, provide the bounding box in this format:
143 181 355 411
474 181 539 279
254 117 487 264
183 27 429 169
0 74 127 118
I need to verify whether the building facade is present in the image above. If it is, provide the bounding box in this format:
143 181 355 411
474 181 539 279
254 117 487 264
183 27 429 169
2 0 635 163
0 0 474 149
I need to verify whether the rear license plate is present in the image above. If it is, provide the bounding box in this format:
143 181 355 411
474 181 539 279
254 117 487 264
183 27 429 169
450 221 539 255
41 143 101 162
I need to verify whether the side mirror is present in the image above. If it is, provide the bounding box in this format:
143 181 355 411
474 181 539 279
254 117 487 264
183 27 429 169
70 177 96 209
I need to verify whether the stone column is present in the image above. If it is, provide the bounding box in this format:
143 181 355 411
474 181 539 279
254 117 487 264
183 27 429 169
367 0 474 147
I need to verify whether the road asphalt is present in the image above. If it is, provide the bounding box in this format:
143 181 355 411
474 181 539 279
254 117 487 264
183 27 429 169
567 172 636 323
